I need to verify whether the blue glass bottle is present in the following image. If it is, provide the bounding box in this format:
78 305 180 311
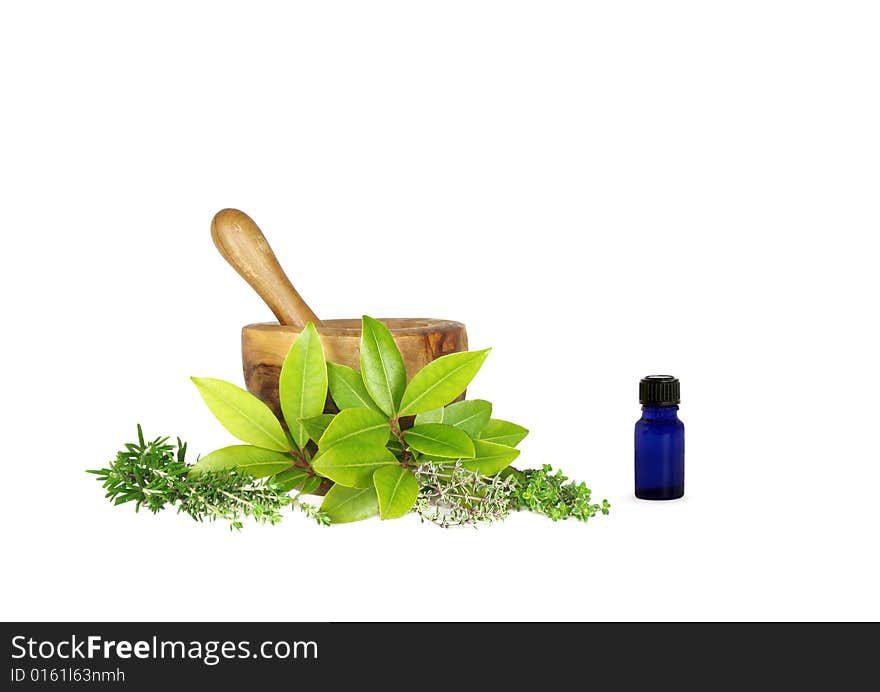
635 376 684 500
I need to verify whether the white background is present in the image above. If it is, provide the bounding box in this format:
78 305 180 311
1 1 878 621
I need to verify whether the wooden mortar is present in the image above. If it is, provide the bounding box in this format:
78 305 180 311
211 209 468 419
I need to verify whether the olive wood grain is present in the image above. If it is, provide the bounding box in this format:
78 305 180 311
211 208 321 328
242 318 468 420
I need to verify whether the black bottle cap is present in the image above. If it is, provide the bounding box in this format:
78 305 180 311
639 375 680 406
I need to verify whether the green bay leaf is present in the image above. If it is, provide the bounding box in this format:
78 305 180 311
312 408 397 487
272 467 313 492
312 445 398 488
479 419 529 447
299 413 335 444
359 316 406 416
320 484 379 523
189 445 293 478
279 322 328 451
317 407 390 449
415 399 492 437
459 439 520 476
327 362 383 414
399 349 491 416
296 475 323 495
191 377 289 451
403 423 475 458
373 465 419 519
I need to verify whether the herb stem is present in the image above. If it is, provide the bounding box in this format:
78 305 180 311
389 417 412 462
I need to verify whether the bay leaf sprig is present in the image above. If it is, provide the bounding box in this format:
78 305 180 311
310 316 520 522
188 322 329 490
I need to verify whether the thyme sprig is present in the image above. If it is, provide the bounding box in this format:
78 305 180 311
88 426 329 529
412 460 516 527
507 465 611 522
411 461 610 527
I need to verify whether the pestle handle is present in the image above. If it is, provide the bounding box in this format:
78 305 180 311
210 208 321 327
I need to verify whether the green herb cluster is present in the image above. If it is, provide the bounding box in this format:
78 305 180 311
88 425 327 529
507 465 611 522
182 316 535 523
411 461 610 527
90 316 609 528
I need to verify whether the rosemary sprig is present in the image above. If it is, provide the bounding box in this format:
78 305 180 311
88 425 329 529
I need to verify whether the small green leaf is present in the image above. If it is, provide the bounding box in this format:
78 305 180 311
415 399 492 437
479 419 529 447
312 408 398 487
274 468 323 495
299 414 335 444
373 465 419 519
296 476 323 495
399 349 491 416
191 377 289 452
320 484 379 523
459 439 520 476
189 445 293 478
359 315 406 416
279 323 328 450
327 362 383 414
404 423 475 458
271 467 318 493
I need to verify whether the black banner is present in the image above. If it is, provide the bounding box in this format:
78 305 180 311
2 622 875 689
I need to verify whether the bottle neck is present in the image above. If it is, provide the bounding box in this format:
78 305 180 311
640 404 679 420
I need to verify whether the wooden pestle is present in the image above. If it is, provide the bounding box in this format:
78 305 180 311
212 208 469 427
210 208 321 328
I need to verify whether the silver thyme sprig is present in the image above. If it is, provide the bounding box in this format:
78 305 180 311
411 460 517 528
